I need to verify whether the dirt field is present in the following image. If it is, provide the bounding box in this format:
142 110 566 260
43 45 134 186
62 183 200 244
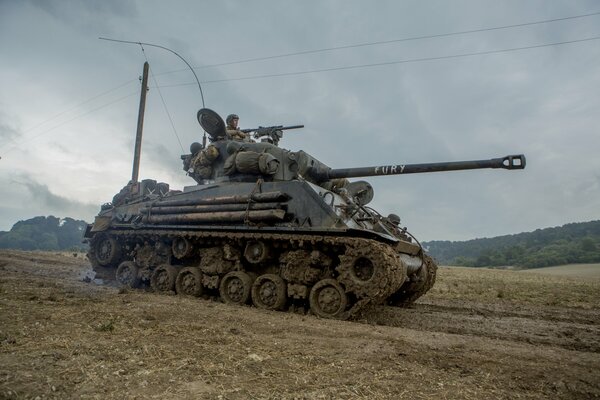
1 251 599 399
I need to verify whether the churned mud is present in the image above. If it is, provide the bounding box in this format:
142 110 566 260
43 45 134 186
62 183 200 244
1 250 599 399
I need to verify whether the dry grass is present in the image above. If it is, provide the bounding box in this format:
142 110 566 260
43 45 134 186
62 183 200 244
518 263 600 279
1 250 599 399
427 266 600 309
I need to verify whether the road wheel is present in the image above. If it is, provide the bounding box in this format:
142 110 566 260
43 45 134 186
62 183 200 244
309 279 348 319
115 261 140 288
93 234 122 266
251 274 287 311
175 267 204 297
220 271 253 305
151 264 178 293
172 237 194 259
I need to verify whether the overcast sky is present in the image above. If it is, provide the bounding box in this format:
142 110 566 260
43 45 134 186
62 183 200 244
1 0 599 241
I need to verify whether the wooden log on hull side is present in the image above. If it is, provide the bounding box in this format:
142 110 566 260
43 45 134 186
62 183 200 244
142 209 287 224
154 191 290 207
140 202 285 214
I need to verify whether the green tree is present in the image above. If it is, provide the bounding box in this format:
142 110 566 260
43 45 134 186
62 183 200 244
580 237 596 252
0 216 89 251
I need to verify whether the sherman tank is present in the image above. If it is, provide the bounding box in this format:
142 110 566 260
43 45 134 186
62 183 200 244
84 108 525 320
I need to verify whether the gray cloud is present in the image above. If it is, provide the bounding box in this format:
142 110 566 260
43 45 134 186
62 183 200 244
12 175 98 222
1 1 599 240
26 0 137 25
0 121 19 142
0 110 20 142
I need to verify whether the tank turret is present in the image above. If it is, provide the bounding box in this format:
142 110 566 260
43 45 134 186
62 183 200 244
85 108 526 320
187 108 525 185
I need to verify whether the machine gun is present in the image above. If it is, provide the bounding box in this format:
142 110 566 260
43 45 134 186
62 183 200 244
241 125 304 146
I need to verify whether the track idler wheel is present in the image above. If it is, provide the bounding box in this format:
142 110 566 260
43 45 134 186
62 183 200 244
336 242 406 303
93 234 122 266
388 254 438 306
151 264 178 293
220 271 254 305
175 267 204 297
251 274 287 311
115 261 140 288
309 279 348 319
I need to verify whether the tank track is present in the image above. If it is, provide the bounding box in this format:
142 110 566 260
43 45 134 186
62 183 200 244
387 254 438 307
87 229 411 320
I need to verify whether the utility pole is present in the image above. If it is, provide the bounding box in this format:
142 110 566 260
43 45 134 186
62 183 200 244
131 61 149 183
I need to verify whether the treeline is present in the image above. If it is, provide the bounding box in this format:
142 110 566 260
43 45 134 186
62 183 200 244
2 216 600 267
0 216 88 251
424 220 600 268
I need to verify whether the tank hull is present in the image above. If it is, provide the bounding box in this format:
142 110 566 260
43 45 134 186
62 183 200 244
86 179 435 319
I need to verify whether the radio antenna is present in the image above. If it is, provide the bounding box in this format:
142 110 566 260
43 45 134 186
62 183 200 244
99 37 208 146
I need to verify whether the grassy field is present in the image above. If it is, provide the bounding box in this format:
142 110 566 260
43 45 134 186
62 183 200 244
431 265 600 308
1 251 599 399
518 263 600 279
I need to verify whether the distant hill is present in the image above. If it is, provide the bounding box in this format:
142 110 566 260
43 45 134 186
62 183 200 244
0 216 88 251
2 216 599 268
424 220 600 269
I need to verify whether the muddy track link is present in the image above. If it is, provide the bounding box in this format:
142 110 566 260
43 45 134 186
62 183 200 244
88 229 411 320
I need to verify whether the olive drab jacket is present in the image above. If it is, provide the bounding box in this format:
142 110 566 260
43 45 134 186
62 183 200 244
226 123 253 142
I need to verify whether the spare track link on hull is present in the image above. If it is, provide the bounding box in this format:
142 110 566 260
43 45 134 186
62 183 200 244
88 229 409 320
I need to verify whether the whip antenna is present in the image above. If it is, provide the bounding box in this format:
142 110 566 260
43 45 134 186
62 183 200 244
99 37 208 146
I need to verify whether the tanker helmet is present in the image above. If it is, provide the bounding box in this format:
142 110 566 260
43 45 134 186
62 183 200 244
226 114 239 124
387 213 401 225
189 142 203 155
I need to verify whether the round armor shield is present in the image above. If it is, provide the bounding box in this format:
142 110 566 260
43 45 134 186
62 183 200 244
197 108 226 139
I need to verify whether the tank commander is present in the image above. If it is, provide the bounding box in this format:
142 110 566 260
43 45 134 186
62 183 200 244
225 114 253 142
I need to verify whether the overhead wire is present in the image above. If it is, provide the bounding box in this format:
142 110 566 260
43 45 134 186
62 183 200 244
98 37 205 107
98 37 208 146
14 11 600 134
0 91 139 154
11 10 600 139
153 35 600 87
155 10 600 76
0 78 138 152
4 11 600 152
21 78 138 134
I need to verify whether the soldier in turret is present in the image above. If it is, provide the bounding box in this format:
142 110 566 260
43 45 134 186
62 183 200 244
225 114 252 142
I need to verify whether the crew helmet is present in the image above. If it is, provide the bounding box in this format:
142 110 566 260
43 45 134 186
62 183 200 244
226 114 239 124
387 213 401 225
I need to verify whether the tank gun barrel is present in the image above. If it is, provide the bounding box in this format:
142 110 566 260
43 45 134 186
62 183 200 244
323 154 526 181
